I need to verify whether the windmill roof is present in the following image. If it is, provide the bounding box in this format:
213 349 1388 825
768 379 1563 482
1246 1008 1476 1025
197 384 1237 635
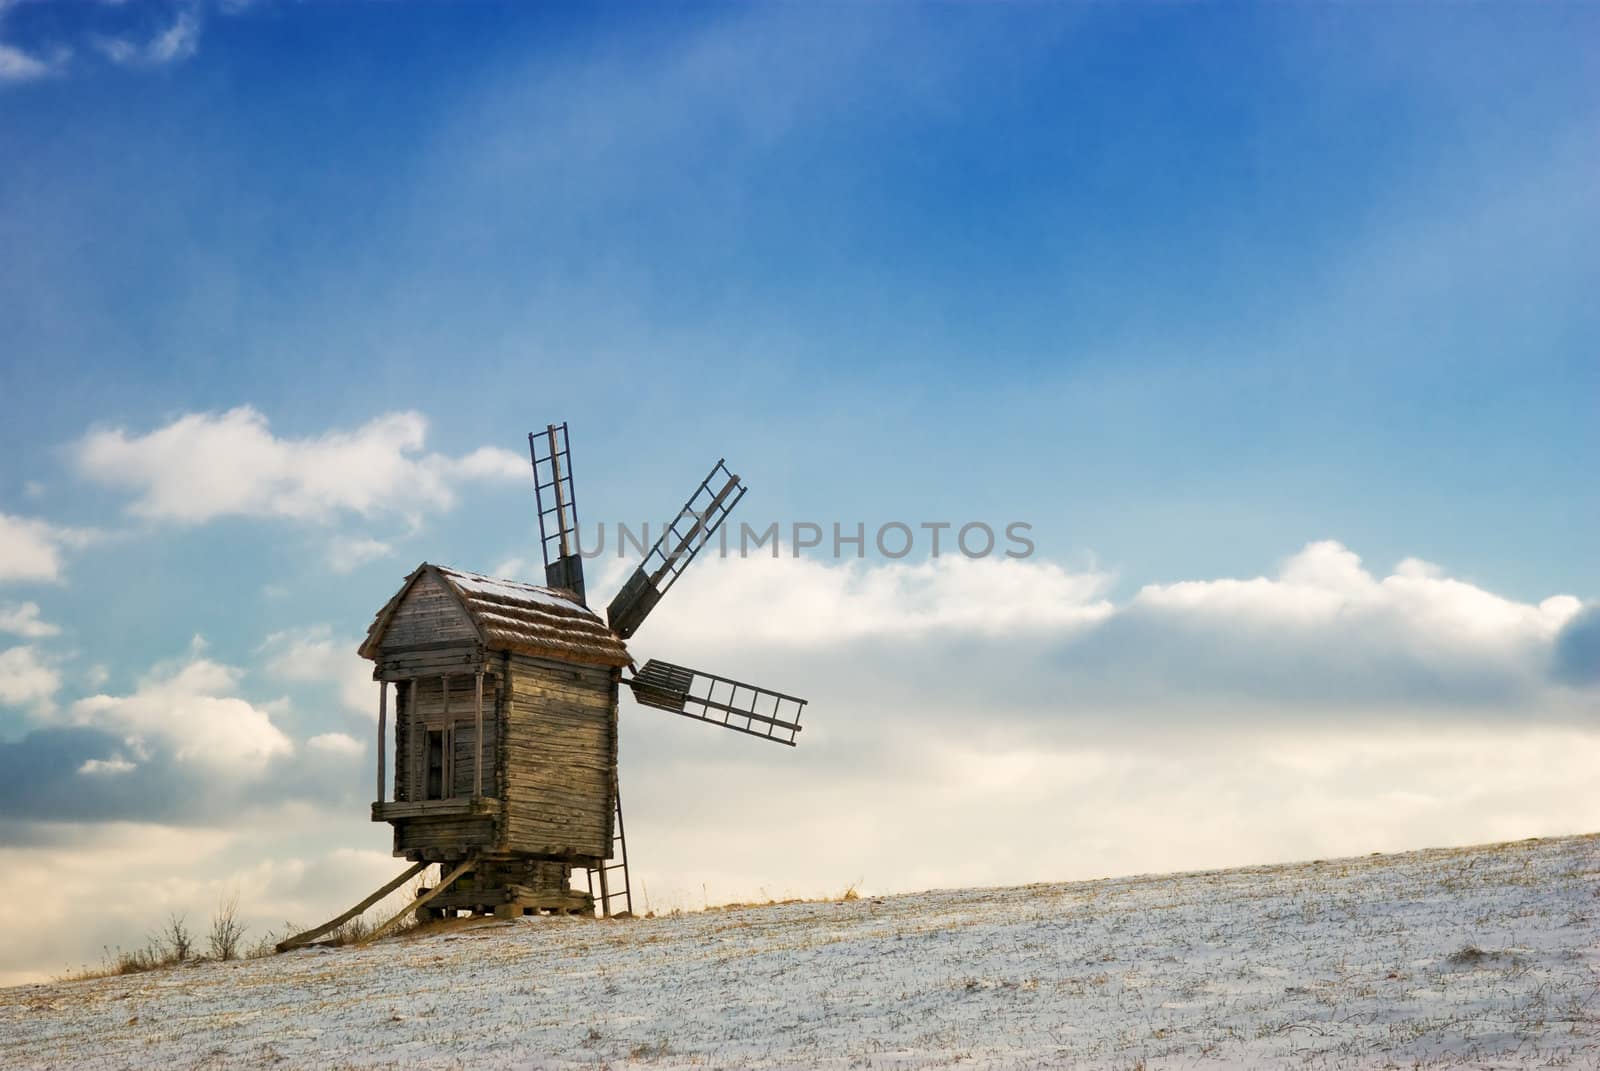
359 563 631 668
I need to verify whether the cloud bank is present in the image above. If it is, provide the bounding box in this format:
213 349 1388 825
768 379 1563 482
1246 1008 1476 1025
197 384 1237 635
76 406 526 525
645 540 1590 727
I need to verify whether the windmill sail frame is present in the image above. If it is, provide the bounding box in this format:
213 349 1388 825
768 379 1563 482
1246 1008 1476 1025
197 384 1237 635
528 423 586 604
605 459 746 638
627 658 805 746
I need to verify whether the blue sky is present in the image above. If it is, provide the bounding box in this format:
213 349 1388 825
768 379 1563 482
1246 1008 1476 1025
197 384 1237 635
0 1 1596 983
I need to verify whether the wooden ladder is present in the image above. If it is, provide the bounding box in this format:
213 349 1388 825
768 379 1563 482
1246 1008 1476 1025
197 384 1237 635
585 786 633 918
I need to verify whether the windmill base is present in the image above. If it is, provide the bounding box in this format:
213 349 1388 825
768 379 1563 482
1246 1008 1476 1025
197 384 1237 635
413 857 594 921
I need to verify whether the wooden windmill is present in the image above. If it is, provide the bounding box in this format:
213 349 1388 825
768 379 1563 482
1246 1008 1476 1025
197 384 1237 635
278 424 806 949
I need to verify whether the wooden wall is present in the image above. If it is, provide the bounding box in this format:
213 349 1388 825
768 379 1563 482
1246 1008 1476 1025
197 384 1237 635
502 653 617 861
394 815 497 857
379 570 478 651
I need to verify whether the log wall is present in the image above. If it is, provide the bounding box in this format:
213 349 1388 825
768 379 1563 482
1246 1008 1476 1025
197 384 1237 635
502 653 617 861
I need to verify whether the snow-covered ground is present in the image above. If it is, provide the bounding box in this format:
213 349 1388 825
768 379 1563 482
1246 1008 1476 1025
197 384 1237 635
4 834 1597 1069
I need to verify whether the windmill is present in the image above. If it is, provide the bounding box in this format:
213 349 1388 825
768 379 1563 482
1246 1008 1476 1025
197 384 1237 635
277 423 805 950
527 421 807 913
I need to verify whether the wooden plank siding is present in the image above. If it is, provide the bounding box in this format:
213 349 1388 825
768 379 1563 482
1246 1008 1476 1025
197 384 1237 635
378 570 479 651
364 566 626 866
502 653 618 861
394 816 497 858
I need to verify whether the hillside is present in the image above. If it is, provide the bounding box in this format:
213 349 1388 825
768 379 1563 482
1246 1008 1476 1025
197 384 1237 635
3 834 1596 1069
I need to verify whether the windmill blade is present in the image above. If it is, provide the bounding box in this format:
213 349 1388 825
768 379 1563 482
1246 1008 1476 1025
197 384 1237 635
605 459 745 638
627 659 805 746
528 423 586 604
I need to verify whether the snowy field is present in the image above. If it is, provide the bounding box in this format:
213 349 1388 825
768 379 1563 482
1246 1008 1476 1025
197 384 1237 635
4 833 1597 1069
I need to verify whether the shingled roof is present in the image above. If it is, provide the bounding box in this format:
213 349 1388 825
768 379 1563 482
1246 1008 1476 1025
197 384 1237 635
359 563 631 668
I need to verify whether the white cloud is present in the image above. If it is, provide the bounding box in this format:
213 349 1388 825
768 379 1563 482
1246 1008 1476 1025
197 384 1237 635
655 553 1116 650
0 601 59 638
326 536 393 574
92 8 199 68
0 513 96 583
307 732 363 757
260 625 376 717
1090 540 1585 709
78 756 136 776
0 645 60 708
1134 541 1578 648
634 539 1589 722
76 406 526 525
0 40 58 83
66 649 293 774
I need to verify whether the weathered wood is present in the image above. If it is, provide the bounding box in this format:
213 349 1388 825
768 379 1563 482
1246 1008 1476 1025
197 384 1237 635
474 670 484 798
407 676 419 803
494 647 617 860
275 860 428 952
394 815 496 854
362 855 478 944
377 646 483 680
373 798 499 820
376 681 387 804
378 571 478 651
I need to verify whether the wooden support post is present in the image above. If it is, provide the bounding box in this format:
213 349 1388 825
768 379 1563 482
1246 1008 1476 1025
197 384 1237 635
441 674 450 797
376 681 387 804
275 860 427 952
473 670 484 799
362 855 477 945
407 677 419 803
597 861 611 919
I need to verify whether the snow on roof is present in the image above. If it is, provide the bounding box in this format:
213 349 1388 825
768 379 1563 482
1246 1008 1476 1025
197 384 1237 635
360 563 631 668
432 566 577 609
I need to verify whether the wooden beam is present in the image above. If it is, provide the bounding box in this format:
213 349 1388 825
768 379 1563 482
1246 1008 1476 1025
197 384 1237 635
275 860 427 952
408 677 419 803
473 670 484 799
361 855 477 945
441 674 450 798
376 681 388 804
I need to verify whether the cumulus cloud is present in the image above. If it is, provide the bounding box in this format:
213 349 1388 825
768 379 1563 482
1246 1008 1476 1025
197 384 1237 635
0 601 58 638
0 645 60 708
637 540 1590 728
76 407 526 526
1061 540 1585 713
260 625 376 717
654 553 1115 650
0 513 96 583
307 732 362 757
64 646 293 774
